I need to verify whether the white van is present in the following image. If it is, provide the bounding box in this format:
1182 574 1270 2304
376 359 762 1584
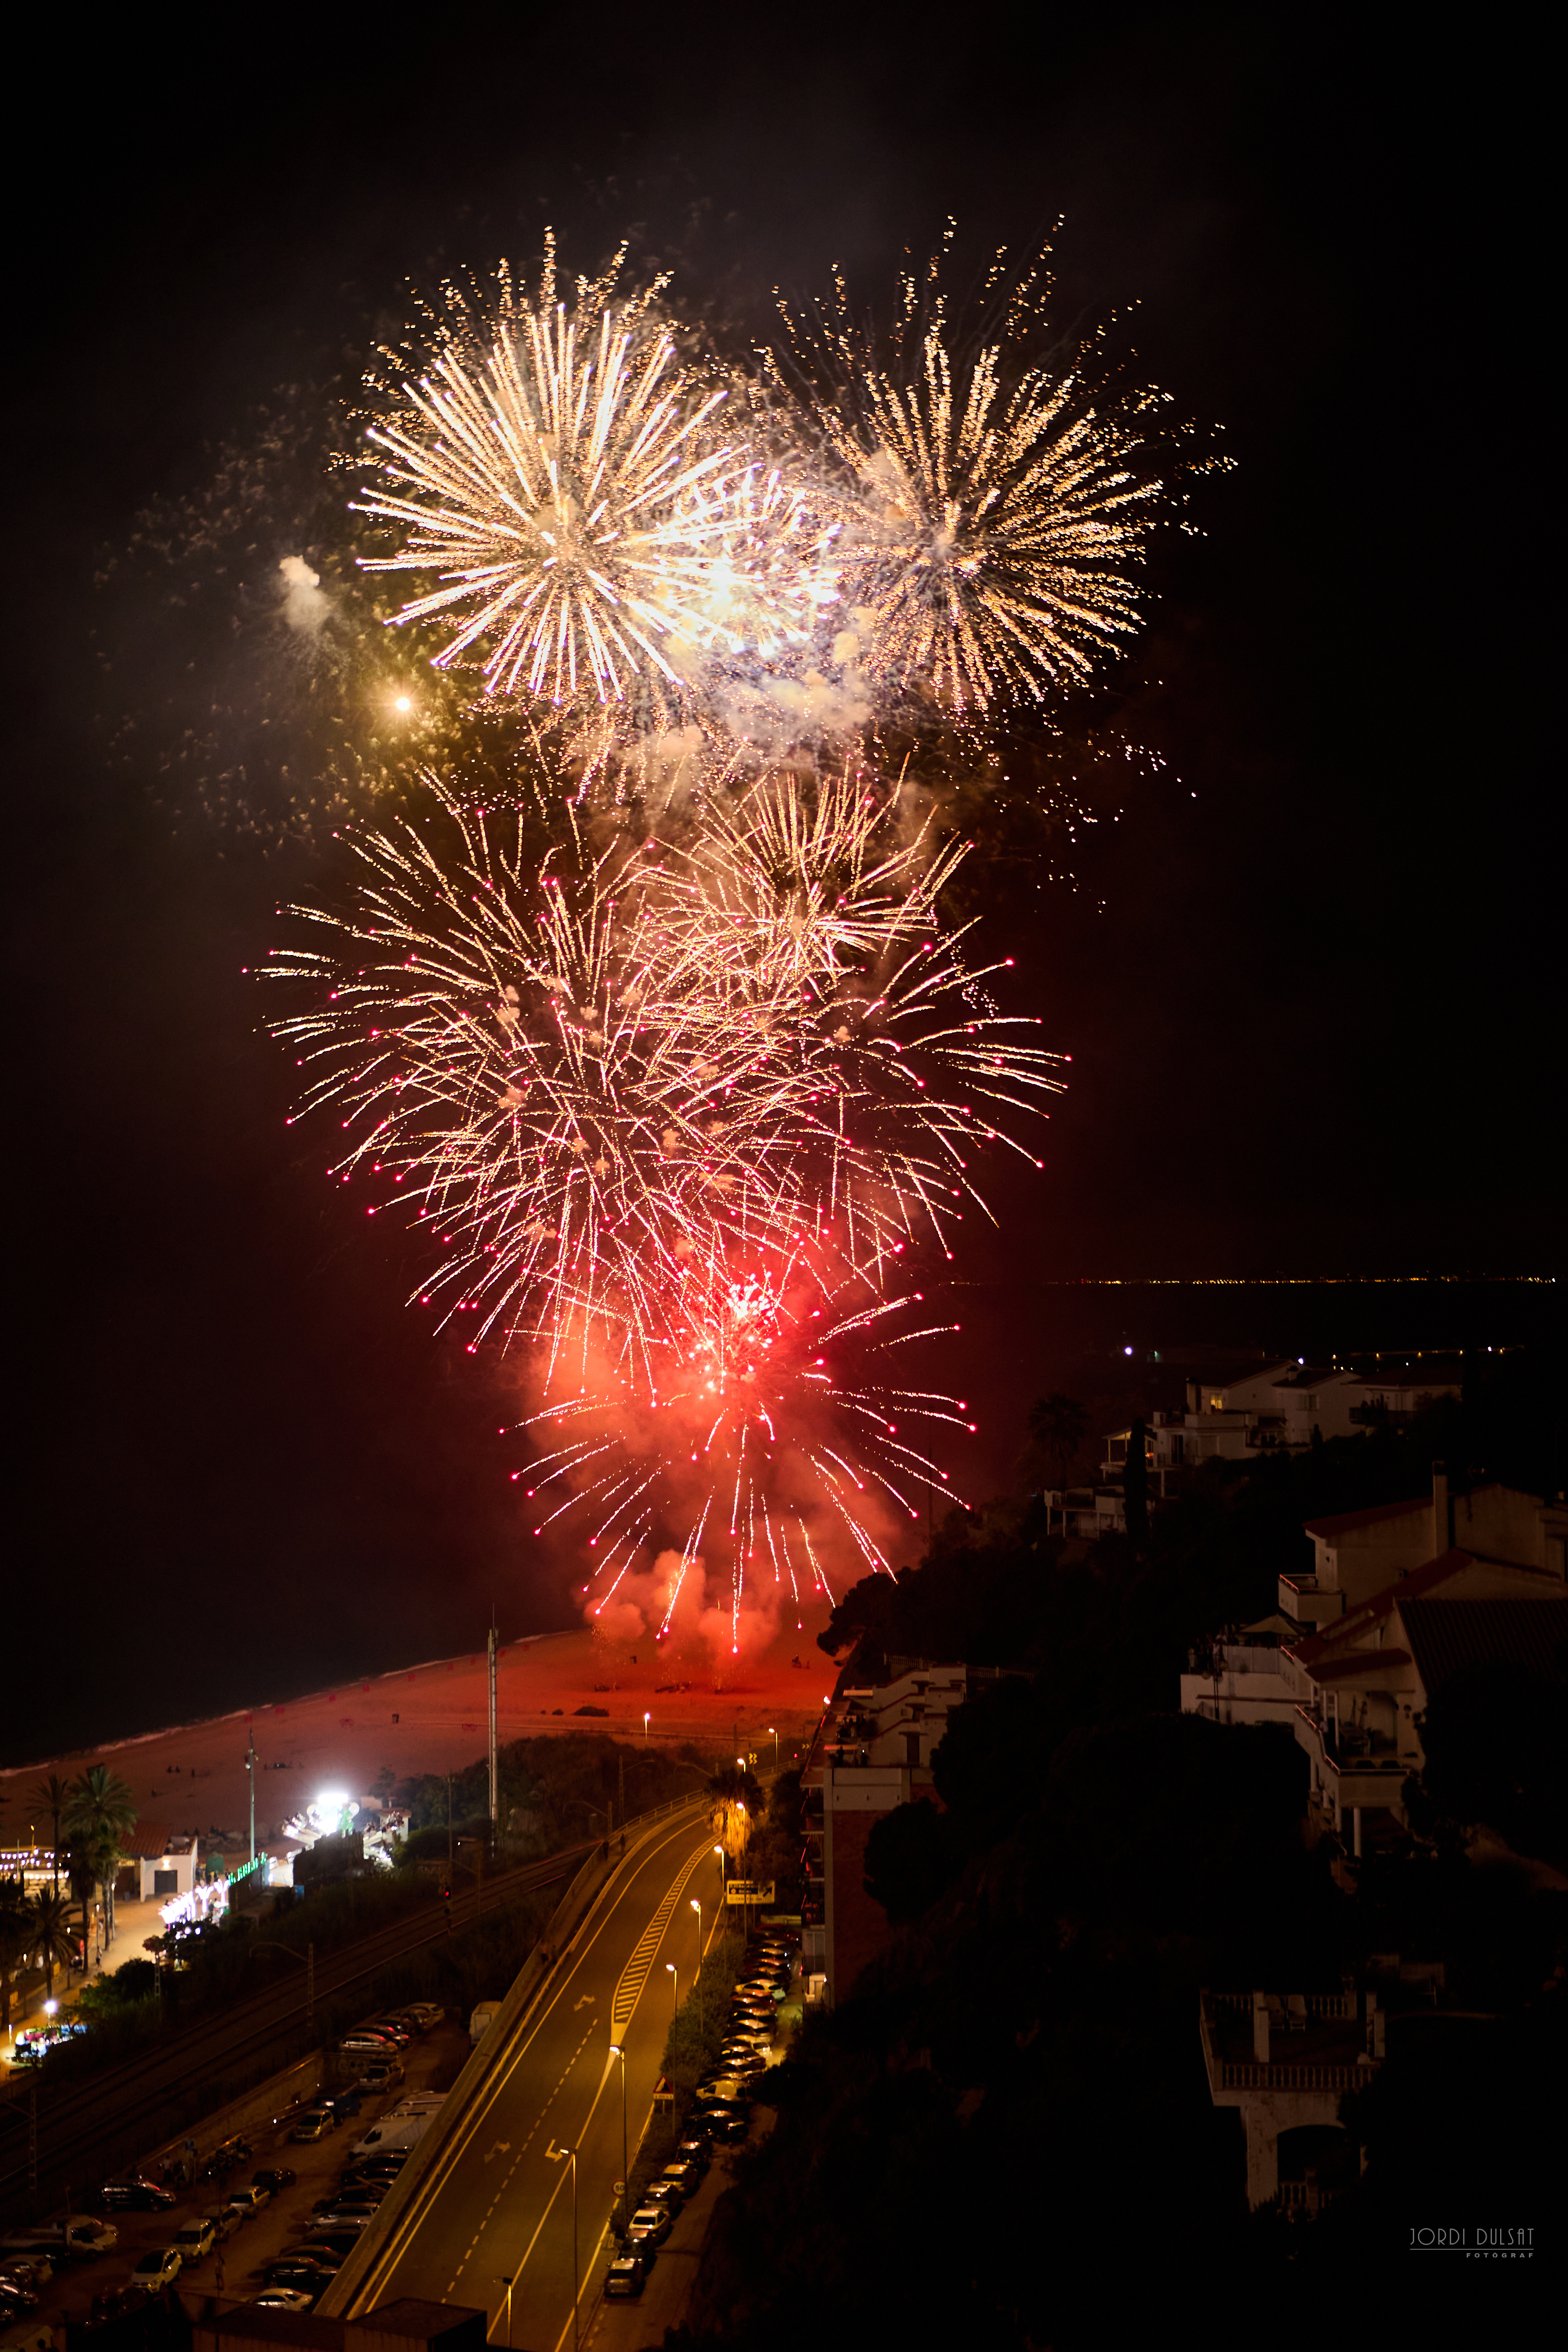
348 2111 433 2161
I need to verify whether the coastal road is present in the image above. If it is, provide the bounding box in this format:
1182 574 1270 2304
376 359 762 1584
335 1810 729 2352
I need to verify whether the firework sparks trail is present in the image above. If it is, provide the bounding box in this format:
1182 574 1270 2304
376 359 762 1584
652 768 1070 1282
775 243 1164 714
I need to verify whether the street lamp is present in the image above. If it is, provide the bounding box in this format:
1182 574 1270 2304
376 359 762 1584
643 1712 651 1745
607 2043 628 2237
665 1960 678 2015
769 1726 778 1770
491 2274 514 2348
690 1898 702 2034
545 2143 579 2351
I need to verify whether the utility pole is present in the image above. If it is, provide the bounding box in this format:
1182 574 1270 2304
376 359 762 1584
487 1619 499 1836
247 1732 257 1867
447 1775 454 1894
306 1943 315 2031
617 1753 625 1833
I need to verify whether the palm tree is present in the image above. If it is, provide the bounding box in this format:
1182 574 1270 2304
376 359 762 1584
30 1775 69 1893
30 1888 77 2006
1029 1392 1089 1491
62 1769 138 1949
0 1875 31 2036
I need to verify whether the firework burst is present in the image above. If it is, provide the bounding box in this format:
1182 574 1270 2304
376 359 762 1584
514 1247 977 1648
775 242 1164 714
354 245 834 729
264 784 813 1382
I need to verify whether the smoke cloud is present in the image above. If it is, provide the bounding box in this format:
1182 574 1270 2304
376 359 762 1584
279 554 331 633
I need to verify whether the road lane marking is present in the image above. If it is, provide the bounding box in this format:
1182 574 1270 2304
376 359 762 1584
610 1844 712 2034
483 2142 511 2162
349 1807 709 2308
573 1993 596 2010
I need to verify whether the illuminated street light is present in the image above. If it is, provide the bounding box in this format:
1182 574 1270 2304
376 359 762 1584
643 1712 651 1745
544 2143 579 2350
665 1960 678 2015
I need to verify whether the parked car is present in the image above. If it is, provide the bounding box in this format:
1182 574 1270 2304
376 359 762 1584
225 2188 269 2220
0 2279 39 2317
297 2233 363 2260
128 2251 182 2290
313 2191 385 2216
641 2180 683 2213
253 2290 318 2313
0 2262 52 2295
318 2090 362 2120
86 2287 147 2327
260 2267 333 2296
266 2248 344 2277
291 2110 337 2143
306 2207 376 2232
674 2136 711 2168
625 2207 671 2249
358 2061 403 2091
603 2255 646 2300
171 2222 215 2263
694 2110 748 2143
96 2180 174 2213
662 2160 704 2193
251 2168 296 2195
340 2036 398 2055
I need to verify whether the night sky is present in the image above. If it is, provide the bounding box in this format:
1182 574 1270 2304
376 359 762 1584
5 9 1553 1767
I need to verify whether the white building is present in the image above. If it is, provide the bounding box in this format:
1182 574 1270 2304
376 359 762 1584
1181 1472 1568 1850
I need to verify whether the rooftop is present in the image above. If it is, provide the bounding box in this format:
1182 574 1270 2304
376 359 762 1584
1303 1495 1430 1540
1400 1597 1568 1694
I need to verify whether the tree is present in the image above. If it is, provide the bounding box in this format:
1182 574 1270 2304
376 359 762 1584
30 1774 69 1893
62 1767 138 1947
1029 1392 1089 1490
0 1876 31 2035
863 1799 963 1921
1406 1660 1568 1867
30 1887 79 2005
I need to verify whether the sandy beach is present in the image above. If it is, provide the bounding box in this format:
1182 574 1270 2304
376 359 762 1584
1 1618 836 1841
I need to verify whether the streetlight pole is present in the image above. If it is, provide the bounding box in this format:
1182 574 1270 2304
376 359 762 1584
643 1712 650 1746
247 1733 257 1868
608 2043 627 2237
665 1960 678 2016
545 2144 579 2351
491 2275 514 2349
769 1726 778 1771
690 1899 702 2036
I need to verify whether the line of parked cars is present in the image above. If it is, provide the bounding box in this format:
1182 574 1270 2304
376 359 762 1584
254 2140 413 2307
606 1932 798 2300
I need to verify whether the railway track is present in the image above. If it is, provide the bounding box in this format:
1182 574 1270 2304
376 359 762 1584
0 1841 594 2218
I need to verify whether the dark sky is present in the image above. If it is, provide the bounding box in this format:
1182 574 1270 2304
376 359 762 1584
5 8 1554 1765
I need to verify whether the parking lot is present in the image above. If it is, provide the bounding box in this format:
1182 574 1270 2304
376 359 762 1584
17 2015 473 2335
